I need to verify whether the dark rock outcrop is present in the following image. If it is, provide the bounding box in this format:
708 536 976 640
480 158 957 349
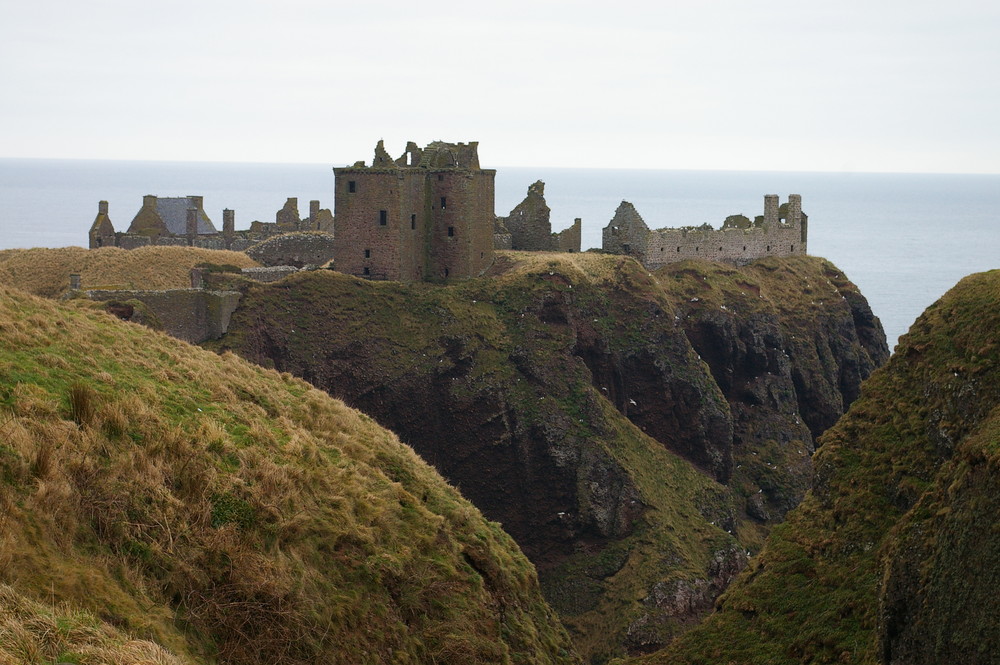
215 253 886 662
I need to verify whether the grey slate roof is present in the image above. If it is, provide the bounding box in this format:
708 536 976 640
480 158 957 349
156 197 217 235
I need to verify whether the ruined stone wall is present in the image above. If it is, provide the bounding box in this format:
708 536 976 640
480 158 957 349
241 266 301 283
553 218 582 253
603 196 807 269
643 224 805 269
86 289 242 344
246 232 337 268
602 202 650 257
502 181 552 251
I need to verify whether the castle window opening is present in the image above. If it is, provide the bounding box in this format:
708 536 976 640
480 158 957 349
440 197 447 209
718 247 722 251
364 249 371 258
743 246 746 251
444 267 450 277
363 267 370 275
348 181 356 193
677 247 681 252
379 210 387 226
767 245 771 252
438 174 444 181
791 244 795 251
448 226 455 237
411 214 416 229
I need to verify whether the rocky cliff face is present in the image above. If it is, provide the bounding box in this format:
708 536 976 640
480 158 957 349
649 268 1000 665
214 252 886 662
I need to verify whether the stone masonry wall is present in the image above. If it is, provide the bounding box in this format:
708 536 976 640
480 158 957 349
553 218 582 253
603 196 807 269
86 289 242 344
246 232 337 268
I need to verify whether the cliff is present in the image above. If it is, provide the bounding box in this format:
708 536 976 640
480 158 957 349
642 268 1000 664
214 252 886 661
0 285 576 665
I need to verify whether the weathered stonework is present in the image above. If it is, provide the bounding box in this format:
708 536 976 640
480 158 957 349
246 232 336 268
495 181 582 253
88 198 332 252
85 288 242 344
240 266 301 283
603 195 808 269
333 140 496 281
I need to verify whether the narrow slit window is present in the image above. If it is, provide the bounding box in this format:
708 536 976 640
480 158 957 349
363 267 370 276
379 210 387 226
440 197 447 209
447 226 455 237
364 249 371 258
411 214 416 229
348 181 356 193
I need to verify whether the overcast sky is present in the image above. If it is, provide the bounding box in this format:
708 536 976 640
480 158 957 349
1 0 998 173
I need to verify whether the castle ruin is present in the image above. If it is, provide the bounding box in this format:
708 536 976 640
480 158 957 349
602 194 807 269
87 141 809 281
494 180 581 253
88 195 333 252
332 140 496 281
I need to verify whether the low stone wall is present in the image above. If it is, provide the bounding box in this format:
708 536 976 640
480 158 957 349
241 266 301 283
246 232 337 268
86 289 242 344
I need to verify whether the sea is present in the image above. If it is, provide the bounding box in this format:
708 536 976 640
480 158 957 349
1 158 998 352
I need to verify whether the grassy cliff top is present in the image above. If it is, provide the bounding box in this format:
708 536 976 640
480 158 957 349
0 246 259 298
0 284 576 665
638 268 1000 664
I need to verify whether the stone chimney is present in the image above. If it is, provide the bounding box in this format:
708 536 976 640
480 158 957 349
186 208 198 244
98 201 109 216
787 194 802 226
223 209 235 237
763 194 779 227
310 200 320 230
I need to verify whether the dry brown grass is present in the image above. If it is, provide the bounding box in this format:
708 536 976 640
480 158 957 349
0 246 259 298
0 285 576 664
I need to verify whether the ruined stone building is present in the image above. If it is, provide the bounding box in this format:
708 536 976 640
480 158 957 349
494 180 581 253
88 195 333 252
603 194 807 269
332 140 496 281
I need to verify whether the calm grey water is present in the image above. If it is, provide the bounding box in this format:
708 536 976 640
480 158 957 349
1 158 997 351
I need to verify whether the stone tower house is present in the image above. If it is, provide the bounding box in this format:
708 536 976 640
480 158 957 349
333 140 495 281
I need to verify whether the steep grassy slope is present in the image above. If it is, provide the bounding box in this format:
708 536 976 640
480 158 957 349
0 246 258 298
0 285 576 665
214 252 886 662
641 268 1000 664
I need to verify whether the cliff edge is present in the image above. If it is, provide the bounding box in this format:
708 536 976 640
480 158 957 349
214 252 887 661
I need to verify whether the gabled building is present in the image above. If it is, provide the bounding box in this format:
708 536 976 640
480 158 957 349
127 195 217 240
332 140 496 281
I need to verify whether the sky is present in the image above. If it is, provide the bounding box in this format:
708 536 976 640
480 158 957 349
1 0 998 173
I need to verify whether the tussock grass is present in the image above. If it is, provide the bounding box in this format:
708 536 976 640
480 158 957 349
0 285 576 664
0 246 259 297
643 269 1000 664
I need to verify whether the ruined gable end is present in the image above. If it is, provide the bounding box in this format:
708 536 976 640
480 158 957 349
88 201 117 249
